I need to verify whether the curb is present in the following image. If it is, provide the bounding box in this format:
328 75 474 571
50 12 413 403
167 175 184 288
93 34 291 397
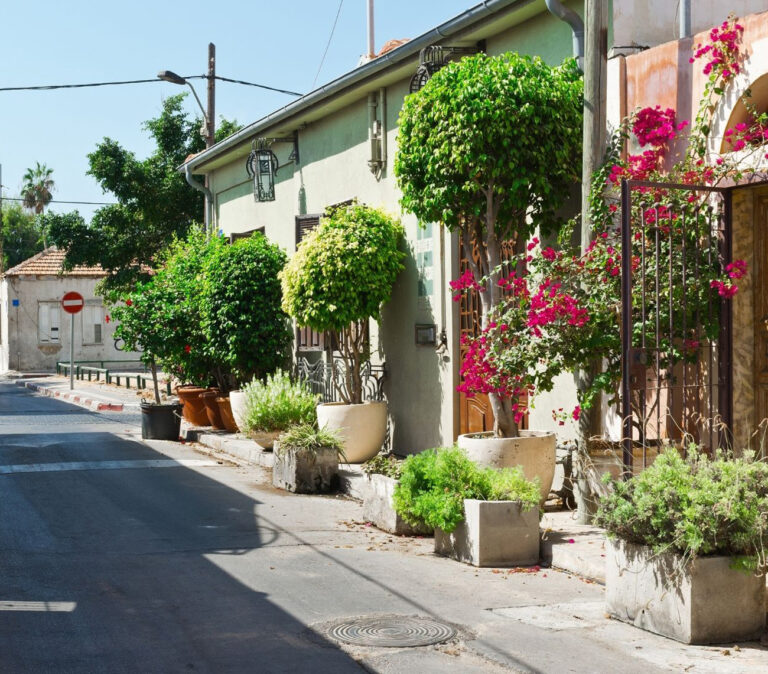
17 380 125 412
183 428 275 469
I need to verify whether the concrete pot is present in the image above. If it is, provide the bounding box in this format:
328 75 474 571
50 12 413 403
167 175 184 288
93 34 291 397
272 444 339 494
458 431 557 503
229 389 247 431
605 538 766 644
316 401 387 463
435 499 540 567
363 473 433 536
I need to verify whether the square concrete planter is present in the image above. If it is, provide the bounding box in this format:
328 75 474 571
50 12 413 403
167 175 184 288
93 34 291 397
606 538 766 644
362 473 433 536
272 443 339 494
434 499 540 567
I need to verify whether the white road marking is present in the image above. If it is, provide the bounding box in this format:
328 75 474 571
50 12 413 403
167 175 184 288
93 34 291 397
0 601 76 612
0 459 219 475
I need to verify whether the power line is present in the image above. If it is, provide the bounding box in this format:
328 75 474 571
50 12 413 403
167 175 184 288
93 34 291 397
312 0 345 89
0 74 303 96
2 197 116 206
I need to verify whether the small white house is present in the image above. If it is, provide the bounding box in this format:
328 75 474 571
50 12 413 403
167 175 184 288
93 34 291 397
0 248 139 373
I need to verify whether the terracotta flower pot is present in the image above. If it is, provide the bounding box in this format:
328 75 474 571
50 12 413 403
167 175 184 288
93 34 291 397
216 396 239 432
176 386 211 427
200 390 225 430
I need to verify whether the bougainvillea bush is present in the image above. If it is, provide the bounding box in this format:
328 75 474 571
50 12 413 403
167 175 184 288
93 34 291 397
455 17 766 428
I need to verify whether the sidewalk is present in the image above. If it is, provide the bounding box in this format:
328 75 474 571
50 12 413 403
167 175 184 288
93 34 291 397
13 374 147 411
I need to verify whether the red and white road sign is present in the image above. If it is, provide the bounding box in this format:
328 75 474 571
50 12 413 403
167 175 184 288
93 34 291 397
61 291 85 315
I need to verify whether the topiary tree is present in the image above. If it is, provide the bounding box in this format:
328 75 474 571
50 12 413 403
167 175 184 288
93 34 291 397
201 233 292 393
280 203 405 404
394 52 583 437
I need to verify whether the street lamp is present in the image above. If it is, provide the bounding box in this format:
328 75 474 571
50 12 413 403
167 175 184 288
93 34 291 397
157 69 213 148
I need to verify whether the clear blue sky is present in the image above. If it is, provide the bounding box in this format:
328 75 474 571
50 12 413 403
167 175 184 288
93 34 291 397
0 0 477 222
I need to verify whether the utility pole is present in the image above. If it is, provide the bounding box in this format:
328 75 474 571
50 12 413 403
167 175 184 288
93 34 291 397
0 164 4 274
207 43 216 148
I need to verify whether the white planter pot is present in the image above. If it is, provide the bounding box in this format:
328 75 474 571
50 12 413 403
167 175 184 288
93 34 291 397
434 499 539 567
363 473 433 536
458 430 556 503
229 389 247 432
606 538 766 644
316 401 387 463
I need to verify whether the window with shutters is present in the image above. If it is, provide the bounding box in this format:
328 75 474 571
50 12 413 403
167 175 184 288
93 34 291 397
38 302 61 344
295 214 326 352
81 303 104 345
229 227 265 244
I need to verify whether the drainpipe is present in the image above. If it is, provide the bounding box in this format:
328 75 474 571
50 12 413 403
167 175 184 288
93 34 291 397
545 0 585 71
379 86 387 170
185 164 214 236
679 0 691 39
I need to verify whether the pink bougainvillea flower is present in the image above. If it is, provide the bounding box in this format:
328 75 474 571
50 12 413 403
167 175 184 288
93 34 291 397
184 345 191 354
125 299 133 306
105 315 110 323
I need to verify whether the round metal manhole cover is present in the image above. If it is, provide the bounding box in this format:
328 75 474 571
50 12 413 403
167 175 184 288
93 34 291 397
326 615 457 648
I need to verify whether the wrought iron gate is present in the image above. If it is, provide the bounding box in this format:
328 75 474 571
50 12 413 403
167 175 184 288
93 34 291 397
620 179 733 473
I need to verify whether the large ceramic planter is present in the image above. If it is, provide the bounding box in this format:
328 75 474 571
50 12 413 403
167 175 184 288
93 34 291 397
140 402 183 441
215 396 239 432
605 538 766 644
200 390 225 430
229 389 247 431
176 386 211 427
272 444 339 494
363 473 432 536
458 430 556 503
316 401 387 463
435 499 539 567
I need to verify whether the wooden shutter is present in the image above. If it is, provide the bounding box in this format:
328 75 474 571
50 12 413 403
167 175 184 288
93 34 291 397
295 214 325 352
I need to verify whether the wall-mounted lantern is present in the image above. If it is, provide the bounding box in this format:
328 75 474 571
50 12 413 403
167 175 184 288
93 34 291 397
245 133 300 202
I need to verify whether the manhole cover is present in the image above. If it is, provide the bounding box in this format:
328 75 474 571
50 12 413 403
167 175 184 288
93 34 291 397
326 615 457 648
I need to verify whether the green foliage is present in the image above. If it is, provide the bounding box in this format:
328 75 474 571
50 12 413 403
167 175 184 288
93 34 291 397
48 94 241 291
362 453 404 480
395 52 582 242
21 162 54 215
201 233 292 391
596 449 768 569
278 423 345 459
1 204 44 269
280 203 405 403
393 447 540 533
280 203 405 331
241 370 319 432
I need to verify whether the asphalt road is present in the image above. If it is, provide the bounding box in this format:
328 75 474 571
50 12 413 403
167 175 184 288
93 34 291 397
0 382 364 673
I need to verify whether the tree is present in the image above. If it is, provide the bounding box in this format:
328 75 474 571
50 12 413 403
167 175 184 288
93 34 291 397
1 204 44 269
394 52 583 437
21 162 55 247
48 94 241 291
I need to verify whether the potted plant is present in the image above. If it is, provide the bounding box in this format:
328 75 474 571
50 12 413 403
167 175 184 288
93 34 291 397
595 448 768 644
201 231 293 430
395 53 582 487
107 282 182 441
280 202 405 463
393 447 541 567
272 423 345 494
239 370 319 448
361 454 432 536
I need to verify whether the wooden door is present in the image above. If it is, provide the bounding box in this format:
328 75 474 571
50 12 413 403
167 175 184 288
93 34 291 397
754 194 768 425
458 234 527 435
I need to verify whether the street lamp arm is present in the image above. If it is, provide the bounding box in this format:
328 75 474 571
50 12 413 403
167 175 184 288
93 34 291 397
184 82 209 125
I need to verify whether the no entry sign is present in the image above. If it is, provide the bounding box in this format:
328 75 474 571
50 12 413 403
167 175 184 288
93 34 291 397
61 291 85 315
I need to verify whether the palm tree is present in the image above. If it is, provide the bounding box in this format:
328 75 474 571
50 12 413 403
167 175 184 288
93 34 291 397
21 162 55 247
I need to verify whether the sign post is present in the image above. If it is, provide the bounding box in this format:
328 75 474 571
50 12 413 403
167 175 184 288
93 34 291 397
61 292 85 390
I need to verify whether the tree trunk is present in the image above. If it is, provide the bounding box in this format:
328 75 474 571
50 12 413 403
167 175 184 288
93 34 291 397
150 359 161 405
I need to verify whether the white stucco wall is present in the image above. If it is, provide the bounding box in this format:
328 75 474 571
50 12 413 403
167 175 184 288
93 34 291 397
0 275 140 373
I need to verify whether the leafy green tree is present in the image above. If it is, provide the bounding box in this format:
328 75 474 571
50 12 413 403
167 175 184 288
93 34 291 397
48 94 240 290
1 204 44 269
394 52 583 437
280 203 405 404
202 234 293 393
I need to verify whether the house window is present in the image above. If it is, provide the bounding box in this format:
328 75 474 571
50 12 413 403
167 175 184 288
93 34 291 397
81 303 104 345
229 227 265 244
38 302 61 344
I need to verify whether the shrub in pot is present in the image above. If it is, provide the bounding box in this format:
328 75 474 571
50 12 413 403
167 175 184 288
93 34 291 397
595 449 768 644
272 424 345 494
361 454 432 536
393 447 541 566
280 203 405 463
240 370 319 448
